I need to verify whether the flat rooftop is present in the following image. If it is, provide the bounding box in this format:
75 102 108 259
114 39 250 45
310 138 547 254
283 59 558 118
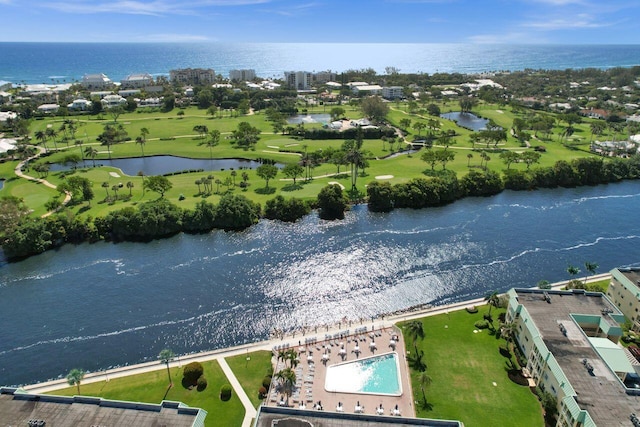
0 387 203 427
514 289 640 425
620 268 640 290
256 406 461 427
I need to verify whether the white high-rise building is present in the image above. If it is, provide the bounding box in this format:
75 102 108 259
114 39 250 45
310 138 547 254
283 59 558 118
284 71 312 90
229 69 256 82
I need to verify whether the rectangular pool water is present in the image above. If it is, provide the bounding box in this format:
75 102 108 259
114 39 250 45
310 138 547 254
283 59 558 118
324 352 402 396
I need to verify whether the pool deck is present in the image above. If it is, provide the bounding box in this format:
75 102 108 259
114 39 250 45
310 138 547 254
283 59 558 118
268 325 414 418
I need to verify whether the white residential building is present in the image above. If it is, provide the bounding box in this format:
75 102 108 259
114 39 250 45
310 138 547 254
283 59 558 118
0 111 18 124
313 70 337 84
119 89 141 98
352 85 383 95
170 68 215 85
120 73 154 89
101 94 127 109
67 99 92 111
229 69 256 82
382 86 403 100
37 104 60 114
284 71 312 90
82 73 113 89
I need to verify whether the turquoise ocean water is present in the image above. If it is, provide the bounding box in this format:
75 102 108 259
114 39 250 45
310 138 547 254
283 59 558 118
1 43 640 84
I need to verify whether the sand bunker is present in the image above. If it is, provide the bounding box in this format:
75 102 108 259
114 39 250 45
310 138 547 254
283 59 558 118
375 175 394 180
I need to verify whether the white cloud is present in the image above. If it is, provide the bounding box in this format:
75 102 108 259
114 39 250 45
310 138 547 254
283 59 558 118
135 33 212 42
467 32 545 44
523 14 612 30
262 2 321 17
44 0 272 16
527 0 585 4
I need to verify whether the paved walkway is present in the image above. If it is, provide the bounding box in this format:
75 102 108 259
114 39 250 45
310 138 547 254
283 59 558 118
218 358 257 427
13 145 72 217
22 274 611 422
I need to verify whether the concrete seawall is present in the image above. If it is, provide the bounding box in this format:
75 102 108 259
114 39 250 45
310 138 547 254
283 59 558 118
23 273 611 394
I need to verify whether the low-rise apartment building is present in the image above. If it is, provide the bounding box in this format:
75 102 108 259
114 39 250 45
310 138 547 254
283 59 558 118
607 267 640 330
506 288 640 427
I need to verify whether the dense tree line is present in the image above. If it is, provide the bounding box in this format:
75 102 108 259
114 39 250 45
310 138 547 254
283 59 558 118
0 191 319 260
1 194 260 260
303 126 396 140
367 155 640 212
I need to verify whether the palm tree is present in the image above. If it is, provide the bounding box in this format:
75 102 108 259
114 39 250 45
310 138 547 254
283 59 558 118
484 290 500 319
126 181 134 196
584 261 598 284
406 320 425 352
417 371 432 406
138 171 145 194
35 130 48 153
140 127 149 142
45 127 58 150
206 130 220 159
85 146 98 167
285 349 299 369
158 348 175 387
111 185 119 200
500 321 518 349
66 368 85 395
135 136 146 158
567 265 580 279
275 367 296 407
467 153 473 167
75 139 84 161
230 170 237 186
101 182 110 198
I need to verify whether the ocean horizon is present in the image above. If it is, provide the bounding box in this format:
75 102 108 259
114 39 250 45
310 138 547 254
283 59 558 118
2 42 640 85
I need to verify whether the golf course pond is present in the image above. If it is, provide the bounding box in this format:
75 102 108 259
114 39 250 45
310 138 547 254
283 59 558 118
48 155 282 176
440 112 490 131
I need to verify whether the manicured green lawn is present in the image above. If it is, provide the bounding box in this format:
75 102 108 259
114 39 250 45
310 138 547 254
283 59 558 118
585 278 610 293
5 100 624 219
49 359 244 427
400 307 543 427
226 351 273 407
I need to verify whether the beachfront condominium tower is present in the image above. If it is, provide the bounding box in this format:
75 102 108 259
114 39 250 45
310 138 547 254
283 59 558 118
284 71 312 90
229 69 256 82
169 68 215 86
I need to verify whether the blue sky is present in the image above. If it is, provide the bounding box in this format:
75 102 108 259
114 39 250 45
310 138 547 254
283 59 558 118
0 0 638 44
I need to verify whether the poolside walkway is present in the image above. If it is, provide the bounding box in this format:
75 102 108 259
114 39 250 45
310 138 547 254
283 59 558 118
22 274 610 423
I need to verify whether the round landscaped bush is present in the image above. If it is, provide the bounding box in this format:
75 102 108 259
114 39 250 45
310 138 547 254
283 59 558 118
258 386 267 399
220 384 232 401
466 306 478 314
474 320 490 329
262 376 272 389
196 375 207 391
183 361 204 386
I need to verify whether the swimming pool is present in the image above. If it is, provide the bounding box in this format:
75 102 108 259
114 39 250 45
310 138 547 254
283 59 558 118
324 352 402 396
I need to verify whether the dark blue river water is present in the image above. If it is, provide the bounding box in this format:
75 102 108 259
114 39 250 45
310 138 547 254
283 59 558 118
1 181 640 386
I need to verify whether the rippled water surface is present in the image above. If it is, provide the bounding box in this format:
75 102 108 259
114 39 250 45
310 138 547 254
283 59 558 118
1 182 640 385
